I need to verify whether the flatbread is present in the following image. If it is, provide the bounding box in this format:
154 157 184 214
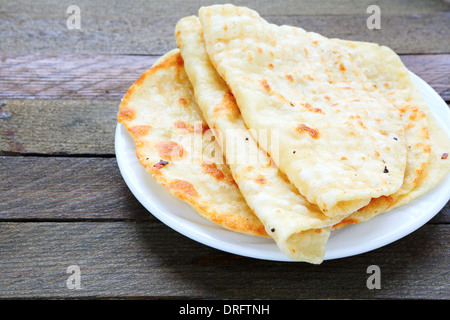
117 49 267 237
198 4 408 219
175 16 343 264
117 5 450 264
332 40 450 227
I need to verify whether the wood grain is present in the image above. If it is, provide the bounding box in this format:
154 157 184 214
0 222 448 299
0 0 448 301
0 54 157 100
1 0 449 54
0 100 118 155
0 156 448 223
0 55 448 155
0 54 448 101
0 156 149 220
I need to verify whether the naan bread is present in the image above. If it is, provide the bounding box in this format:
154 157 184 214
198 4 408 219
175 16 345 264
117 49 267 237
117 5 450 264
332 40 450 227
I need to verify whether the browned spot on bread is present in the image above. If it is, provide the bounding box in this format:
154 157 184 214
195 123 209 134
332 218 358 229
260 79 271 92
257 79 290 105
174 120 194 134
413 162 427 184
296 124 320 139
255 175 267 185
117 107 135 122
178 97 188 105
357 120 367 129
175 53 184 67
174 120 209 134
339 63 346 71
129 125 152 137
381 195 394 204
300 102 324 114
202 162 225 181
213 90 240 117
421 126 430 139
156 141 185 161
286 74 294 82
167 179 199 199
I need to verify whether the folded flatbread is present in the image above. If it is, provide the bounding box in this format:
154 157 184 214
175 16 341 264
198 4 408 219
118 4 450 264
117 49 267 237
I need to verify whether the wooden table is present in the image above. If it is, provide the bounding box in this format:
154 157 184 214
1 0 449 300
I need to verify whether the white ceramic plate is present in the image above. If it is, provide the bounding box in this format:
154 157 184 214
115 71 450 262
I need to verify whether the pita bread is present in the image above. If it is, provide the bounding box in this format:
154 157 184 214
118 49 267 237
198 4 408 219
175 16 343 264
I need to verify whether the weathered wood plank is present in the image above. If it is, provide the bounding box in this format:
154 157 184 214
0 55 157 100
0 222 448 299
0 55 448 155
0 100 118 155
0 156 150 220
0 0 449 55
0 54 448 101
3 0 448 17
400 55 450 101
0 156 448 224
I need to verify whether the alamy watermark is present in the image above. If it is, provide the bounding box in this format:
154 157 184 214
367 5 381 30
66 5 81 30
366 265 381 289
66 265 82 290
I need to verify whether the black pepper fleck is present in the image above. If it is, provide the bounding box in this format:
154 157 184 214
383 166 389 173
393 137 398 140
271 228 275 232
